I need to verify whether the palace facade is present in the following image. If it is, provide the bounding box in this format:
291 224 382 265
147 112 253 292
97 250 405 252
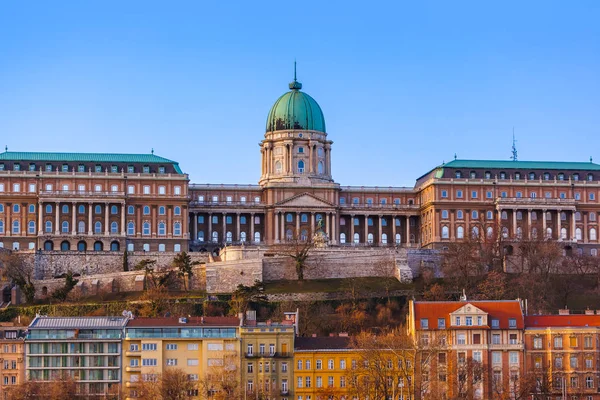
1 74 600 255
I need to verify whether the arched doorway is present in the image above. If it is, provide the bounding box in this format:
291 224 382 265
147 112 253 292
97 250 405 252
60 241 70 251
77 241 87 251
110 241 120 251
93 241 103 251
44 240 54 251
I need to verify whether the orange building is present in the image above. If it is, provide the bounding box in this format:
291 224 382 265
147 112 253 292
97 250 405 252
0 322 26 399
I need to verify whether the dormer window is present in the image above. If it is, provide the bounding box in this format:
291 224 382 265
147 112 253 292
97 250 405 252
465 317 472 326
469 171 476 179
438 318 445 329
143 166 150 173
499 172 506 179
491 319 500 329
455 316 461 326
420 318 428 329
573 173 579 181
514 172 521 180
477 316 483 326
485 171 491 179
62 164 69 172
509 318 517 329
95 165 102 172
158 166 166 174
13 163 20 171
529 172 535 180
455 171 462 178
544 172 550 180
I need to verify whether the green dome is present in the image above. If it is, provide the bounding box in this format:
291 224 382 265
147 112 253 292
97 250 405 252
266 80 326 133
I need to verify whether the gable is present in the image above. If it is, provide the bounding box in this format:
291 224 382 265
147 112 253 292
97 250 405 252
451 303 487 316
276 193 334 208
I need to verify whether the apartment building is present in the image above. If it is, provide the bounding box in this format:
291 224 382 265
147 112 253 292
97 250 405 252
122 316 240 400
25 316 127 396
0 322 26 399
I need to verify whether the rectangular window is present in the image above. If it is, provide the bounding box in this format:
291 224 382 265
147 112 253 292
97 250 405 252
473 333 481 344
584 336 593 348
438 318 445 329
456 190 463 198
187 359 199 366
533 337 542 349
174 186 181 195
455 316 460 326
570 336 578 348
142 358 157 366
486 191 493 199
457 333 466 345
187 344 199 351
420 318 428 329
491 319 500 329
166 359 177 366
509 351 518 364
141 343 157 351
441 190 448 198
554 336 563 349
492 352 501 365
471 191 478 198
166 343 178 350
465 316 472 326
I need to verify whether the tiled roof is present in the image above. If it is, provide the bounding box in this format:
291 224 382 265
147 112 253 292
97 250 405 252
126 316 240 328
442 159 600 171
29 316 129 329
295 336 352 351
525 315 600 328
413 300 524 330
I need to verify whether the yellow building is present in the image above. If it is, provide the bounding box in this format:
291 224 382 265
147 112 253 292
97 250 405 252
0 322 26 399
122 316 241 400
293 336 355 400
240 311 297 400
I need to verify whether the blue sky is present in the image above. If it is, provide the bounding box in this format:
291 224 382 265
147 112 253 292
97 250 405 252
0 1 599 187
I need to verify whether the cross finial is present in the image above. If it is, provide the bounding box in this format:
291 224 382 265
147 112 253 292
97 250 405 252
454 153 457 160
151 148 154 155
294 59 297 82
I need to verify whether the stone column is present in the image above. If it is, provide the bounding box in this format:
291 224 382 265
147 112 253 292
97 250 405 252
350 214 355 245
331 213 337 244
308 144 313 174
151 205 156 237
167 206 173 237
512 209 517 238
88 203 93 235
222 212 227 243
71 203 77 235
542 210 547 238
527 209 532 239
296 213 300 237
364 214 369 244
6 203 11 237
406 216 411 246
280 212 285 241
378 215 383 245
584 212 589 243
557 210 562 241
274 212 280 243
310 212 315 235
208 213 213 241
193 213 198 240
325 212 330 238
571 211 576 241
121 203 126 236
104 203 110 235
392 216 397 244
250 213 256 243
136 205 141 237
38 202 43 234
236 213 241 241
54 202 60 235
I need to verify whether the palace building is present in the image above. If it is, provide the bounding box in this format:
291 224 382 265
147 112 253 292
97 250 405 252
1 73 600 255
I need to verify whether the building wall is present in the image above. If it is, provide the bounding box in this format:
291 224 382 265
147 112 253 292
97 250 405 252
293 349 356 400
0 324 26 396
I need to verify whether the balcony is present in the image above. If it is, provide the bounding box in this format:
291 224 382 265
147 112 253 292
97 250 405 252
280 390 290 396
39 190 125 199
125 365 140 372
125 350 141 357
189 200 264 208
495 197 577 209
339 202 419 211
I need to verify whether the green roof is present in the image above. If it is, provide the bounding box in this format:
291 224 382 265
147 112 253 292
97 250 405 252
0 152 183 173
442 159 600 171
266 79 326 133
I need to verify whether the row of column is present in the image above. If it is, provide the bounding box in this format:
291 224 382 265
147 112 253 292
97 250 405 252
503 208 576 240
273 211 336 244
37 201 125 236
261 142 330 176
190 212 257 243
346 214 412 245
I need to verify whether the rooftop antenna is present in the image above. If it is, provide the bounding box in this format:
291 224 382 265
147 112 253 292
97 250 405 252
294 59 297 82
511 128 518 161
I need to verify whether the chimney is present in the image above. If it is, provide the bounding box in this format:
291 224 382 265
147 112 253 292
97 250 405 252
558 308 570 315
585 309 595 315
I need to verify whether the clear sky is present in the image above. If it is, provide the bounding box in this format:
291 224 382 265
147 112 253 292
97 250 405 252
1 1 599 187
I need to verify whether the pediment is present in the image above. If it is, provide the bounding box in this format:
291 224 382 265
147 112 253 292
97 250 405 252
451 303 487 316
276 192 335 208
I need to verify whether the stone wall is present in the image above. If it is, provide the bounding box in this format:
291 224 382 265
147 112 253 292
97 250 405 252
406 249 443 277
205 259 262 293
32 251 208 280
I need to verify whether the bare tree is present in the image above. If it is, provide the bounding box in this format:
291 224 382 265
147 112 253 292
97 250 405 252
275 228 316 281
172 251 199 291
135 369 198 400
0 251 35 303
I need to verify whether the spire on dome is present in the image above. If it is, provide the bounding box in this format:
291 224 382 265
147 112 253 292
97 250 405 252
289 60 302 90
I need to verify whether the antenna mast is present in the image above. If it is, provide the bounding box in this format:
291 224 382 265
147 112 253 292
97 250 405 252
511 128 518 161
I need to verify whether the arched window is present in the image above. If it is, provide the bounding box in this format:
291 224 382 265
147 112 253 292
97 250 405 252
44 240 53 251
395 218 401 226
127 222 134 235
0 220 4 234
286 229 293 241
297 160 305 173
531 227 538 239
588 173 594 181
300 230 308 241
160 206 167 215
318 161 324 174
95 205 102 214
471 210 478 219
501 211 508 220
560 228 567 240
127 206 134 215
254 232 260 243
143 206 150 215
110 241 120 251
457 226 464 239
353 233 360 244
502 227 509 239
212 231 218 243
240 216 247 224
46 204 53 213
28 204 35 213
174 222 181 236
469 171 476 179
367 218 374 226
544 172 551 180
286 214 293 223
590 212 597 222
529 172 535 180
62 205 69 214
226 232 233 243
367 233 374 244
93 241 103 251
472 226 479 239
45 221 52 233
78 205 85 214
516 211 523 220
486 211 493 220
61 221 69 233
12 204 19 213
12 220 20 234
381 233 388 244
546 212 552 221
340 218 346 226
558 173 565 181
441 226 449 239
77 241 87 251
198 231 205 242
531 212 537 220
516 227 522 239
226 216 232 224
575 212 582 221
561 212 567 221
61 241 70 251
395 233 401 244
77 221 84 234
576 228 582 240
254 216 260 224
158 222 166 236
94 222 102 234
590 228 597 241
143 222 150 236
111 222 118 234
275 161 282 174
486 226 494 239
457 210 464 220
546 227 553 239
28 221 35 234
381 218 387 226
301 214 308 223
174 207 181 216
240 232 247 242
158 244 166 252
441 210 449 219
